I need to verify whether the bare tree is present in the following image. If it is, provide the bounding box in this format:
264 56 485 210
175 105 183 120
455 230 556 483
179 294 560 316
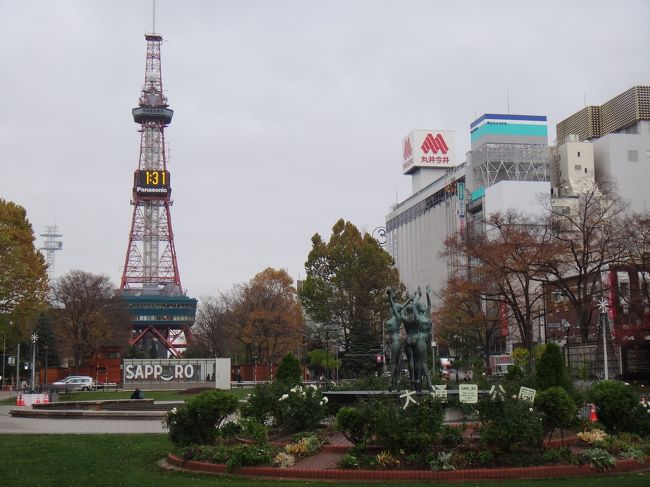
50 270 129 372
446 210 552 361
539 182 627 342
614 213 650 340
189 295 238 358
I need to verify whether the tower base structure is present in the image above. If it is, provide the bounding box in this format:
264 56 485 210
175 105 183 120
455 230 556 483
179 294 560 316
119 287 196 358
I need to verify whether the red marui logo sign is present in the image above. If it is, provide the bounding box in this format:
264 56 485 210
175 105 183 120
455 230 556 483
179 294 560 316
402 129 455 173
421 133 449 154
403 138 413 161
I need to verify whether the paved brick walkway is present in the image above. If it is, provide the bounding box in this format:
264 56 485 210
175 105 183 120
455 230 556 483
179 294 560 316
286 431 351 470
292 451 343 469
326 431 353 449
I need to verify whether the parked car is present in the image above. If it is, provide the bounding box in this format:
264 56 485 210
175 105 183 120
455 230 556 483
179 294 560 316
52 376 95 391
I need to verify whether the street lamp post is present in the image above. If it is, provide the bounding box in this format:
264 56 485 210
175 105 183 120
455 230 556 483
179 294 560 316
335 346 339 382
30 333 38 392
598 297 610 381
16 343 20 390
253 355 257 384
382 319 387 376
43 344 49 386
325 330 330 380
562 319 571 375
1 329 5 391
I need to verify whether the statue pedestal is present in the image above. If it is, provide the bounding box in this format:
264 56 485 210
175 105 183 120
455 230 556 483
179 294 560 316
323 390 435 407
323 390 476 423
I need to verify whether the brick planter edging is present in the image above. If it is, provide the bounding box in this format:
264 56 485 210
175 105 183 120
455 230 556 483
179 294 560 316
166 453 650 481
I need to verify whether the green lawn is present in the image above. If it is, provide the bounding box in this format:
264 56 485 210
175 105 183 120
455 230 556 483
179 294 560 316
0 434 648 486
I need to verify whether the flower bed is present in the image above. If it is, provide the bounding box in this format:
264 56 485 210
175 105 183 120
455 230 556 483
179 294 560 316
166 452 650 481
160 375 650 480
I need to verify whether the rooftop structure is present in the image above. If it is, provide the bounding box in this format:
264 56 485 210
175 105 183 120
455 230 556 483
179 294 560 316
468 113 550 189
556 86 650 144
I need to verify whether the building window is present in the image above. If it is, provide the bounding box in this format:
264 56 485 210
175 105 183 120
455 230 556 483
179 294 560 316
577 151 581 157
574 165 582 171
584 167 588 173
628 150 639 162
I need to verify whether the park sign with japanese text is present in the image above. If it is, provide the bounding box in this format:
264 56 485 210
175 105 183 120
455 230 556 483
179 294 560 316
459 384 478 404
518 386 536 403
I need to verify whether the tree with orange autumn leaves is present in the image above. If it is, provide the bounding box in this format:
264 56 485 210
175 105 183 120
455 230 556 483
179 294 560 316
236 268 304 364
190 268 303 364
434 275 502 373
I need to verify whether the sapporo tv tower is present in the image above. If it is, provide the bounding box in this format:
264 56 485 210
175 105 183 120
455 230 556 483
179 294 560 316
118 27 196 358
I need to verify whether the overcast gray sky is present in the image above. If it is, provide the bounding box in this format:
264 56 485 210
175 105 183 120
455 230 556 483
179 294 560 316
1 0 649 300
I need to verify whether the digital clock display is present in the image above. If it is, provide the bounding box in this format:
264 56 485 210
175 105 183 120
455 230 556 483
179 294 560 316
133 170 171 198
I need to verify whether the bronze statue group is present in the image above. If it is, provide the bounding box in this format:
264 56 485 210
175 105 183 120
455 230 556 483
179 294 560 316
386 286 434 392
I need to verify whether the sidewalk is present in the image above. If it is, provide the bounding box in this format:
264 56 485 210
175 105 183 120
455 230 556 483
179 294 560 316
0 405 166 434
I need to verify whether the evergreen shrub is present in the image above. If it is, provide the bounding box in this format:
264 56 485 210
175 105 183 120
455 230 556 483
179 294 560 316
163 390 239 446
535 386 578 433
535 343 571 392
276 352 302 387
589 380 650 434
478 397 543 451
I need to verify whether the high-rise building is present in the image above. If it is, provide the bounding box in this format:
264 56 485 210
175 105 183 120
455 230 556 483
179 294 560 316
386 114 551 362
554 86 650 378
387 128 465 299
386 115 551 300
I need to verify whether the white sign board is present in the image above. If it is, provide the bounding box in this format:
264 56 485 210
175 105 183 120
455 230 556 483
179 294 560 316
123 358 231 390
518 386 536 403
212 358 231 390
459 384 478 404
402 129 456 174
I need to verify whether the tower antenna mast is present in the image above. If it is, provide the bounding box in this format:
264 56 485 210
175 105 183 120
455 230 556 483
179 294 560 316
152 0 156 33
119 28 196 358
40 225 63 281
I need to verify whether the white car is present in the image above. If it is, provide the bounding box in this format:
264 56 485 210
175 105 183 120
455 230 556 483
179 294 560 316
52 376 95 391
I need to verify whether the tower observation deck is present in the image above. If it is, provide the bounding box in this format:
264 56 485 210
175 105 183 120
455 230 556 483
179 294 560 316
119 32 196 358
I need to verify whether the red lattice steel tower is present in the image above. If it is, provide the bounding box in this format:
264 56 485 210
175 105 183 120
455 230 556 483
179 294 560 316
120 32 195 358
